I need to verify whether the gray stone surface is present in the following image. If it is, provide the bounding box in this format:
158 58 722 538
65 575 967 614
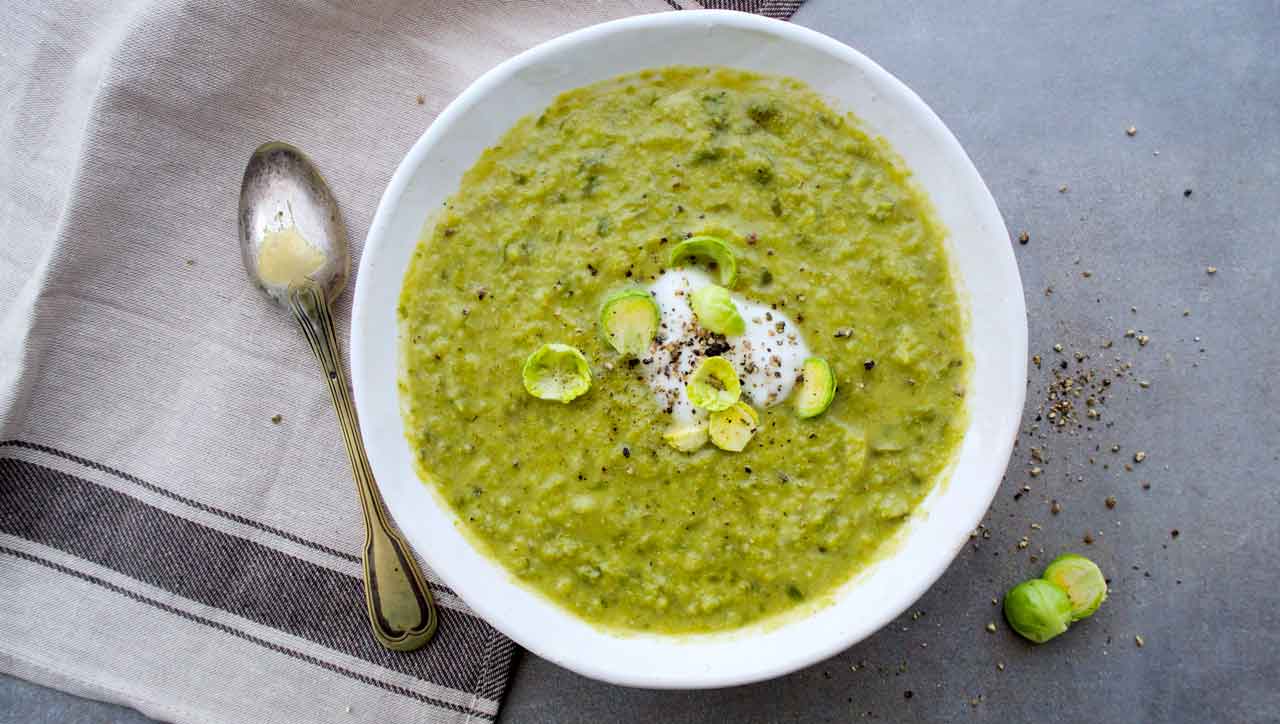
3 0 1277 722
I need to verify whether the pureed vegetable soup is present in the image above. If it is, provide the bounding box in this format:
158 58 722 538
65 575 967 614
398 67 968 633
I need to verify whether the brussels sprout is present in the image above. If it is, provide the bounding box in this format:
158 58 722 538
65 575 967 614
1042 553 1107 621
795 357 836 418
669 235 738 287
709 401 759 452
689 284 746 336
663 423 709 452
599 288 660 357
686 356 741 412
1003 578 1073 644
522 343 591 403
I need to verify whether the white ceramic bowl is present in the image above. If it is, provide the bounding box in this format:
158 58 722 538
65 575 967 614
352 10 1025 689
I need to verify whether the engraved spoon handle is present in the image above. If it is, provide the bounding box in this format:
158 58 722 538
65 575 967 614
289 281 437 651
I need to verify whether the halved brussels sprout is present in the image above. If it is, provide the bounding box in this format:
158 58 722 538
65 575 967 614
522 343 591 403
795 357 836 418
1041 553 1107 621
669 235 738 287
686 356 741 412
600 288 660 357
709 401 759 452
663 423 709 452
1003 578 1073 644
689 284 745 336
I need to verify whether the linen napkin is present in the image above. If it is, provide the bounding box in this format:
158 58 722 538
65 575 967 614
0 1 801 723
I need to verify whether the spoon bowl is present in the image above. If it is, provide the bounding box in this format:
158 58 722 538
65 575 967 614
238 142 348 307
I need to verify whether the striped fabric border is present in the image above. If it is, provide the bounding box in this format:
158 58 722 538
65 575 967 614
0 440 512 720
686 0 804 19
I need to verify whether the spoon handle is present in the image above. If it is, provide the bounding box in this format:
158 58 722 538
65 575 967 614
289 282 438 652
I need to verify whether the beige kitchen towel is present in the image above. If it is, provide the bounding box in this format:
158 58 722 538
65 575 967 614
0 1 802 723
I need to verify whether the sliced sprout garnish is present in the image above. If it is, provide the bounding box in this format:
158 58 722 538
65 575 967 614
663 423 709 452
522 343 591 403
795 356 836 418
599 288 660 357
1041 553 1107 621
1003 578 1073 644
686 356 741 412
669 235 738 287
689 284 746 336
709 401 759 452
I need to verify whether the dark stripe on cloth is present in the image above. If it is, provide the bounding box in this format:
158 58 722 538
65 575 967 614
0 545 493 720
0 440 455 598
693 0 803 19
0 456 504 696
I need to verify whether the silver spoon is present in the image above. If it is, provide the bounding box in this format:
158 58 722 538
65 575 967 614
238 141 437 652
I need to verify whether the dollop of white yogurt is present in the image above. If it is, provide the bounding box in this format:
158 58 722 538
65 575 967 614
642 268 810 425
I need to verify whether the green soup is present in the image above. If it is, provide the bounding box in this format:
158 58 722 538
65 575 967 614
398 67 967 633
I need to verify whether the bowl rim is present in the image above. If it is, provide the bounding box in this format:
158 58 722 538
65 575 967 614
352 9 1025 689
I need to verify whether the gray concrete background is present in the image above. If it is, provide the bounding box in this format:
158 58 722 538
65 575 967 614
4 0 1277 722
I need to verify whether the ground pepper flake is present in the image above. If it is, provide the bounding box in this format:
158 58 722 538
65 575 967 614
270 414 283 424
1018 231 1029 245
1126 125 1138 136
1105 495 1117 509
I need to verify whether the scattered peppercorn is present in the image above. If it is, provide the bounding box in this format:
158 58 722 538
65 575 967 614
1105 496 1117 509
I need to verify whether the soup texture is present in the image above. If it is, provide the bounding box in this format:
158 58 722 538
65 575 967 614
398 67 967 633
